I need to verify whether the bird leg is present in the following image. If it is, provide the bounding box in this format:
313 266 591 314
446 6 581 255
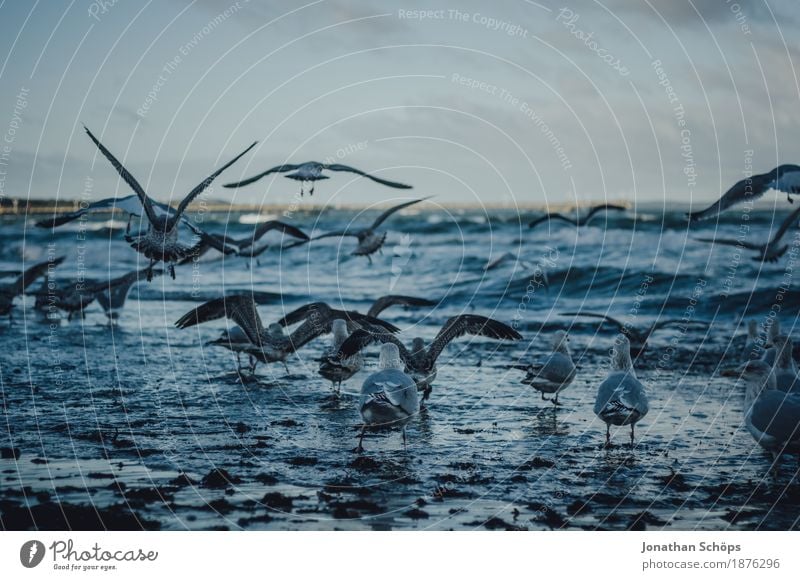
126 214 132 234
168 264 176 280
282 362 290 375
605 424 611 446
309 183 315 196
402 427 407 450
541 392 550 401
354 425 366 453
630 424 635 448
249 355 258 374
146 260 155 282
235 353 243 373
367 254 373 265
552 393 562 407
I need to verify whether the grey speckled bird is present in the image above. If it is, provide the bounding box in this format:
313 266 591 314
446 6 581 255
356 343 419 453
594 334 649 446
515 330 576 405
723 359 800 467
771 335 800 393
0 256 65 322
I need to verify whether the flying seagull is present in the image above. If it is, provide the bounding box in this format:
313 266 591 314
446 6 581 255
687 164 800 222
81 126 256 279
34 267 162 321
560 311 709 357
184 220 310 259
334 314 523 404
366 295 437 318
356 343 419 453
693 204 800 263
529 203 626 230
0 256 64 321
311 197 430 262
223 161 412 197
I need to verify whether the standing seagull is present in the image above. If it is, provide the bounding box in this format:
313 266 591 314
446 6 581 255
223 161 412 197
82 126 256 279
742 319 763 361
311 197 431 262
687 164 800 222
0 257 64 321
528 203 626 230
560 311 709 357
722 360 800 468
771 335 800 394
335 314 523 404
594 335 649 446
693 204 800 263
356 343 419 453
318 319 364 393
514 331 576 405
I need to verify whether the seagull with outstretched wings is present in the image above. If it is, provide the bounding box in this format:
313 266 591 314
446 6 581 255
693 204 800 263
68 126 256 279
311 197 430 262
334 314 522 404
687 164 800 222
223 161 412 196
529 203 626 230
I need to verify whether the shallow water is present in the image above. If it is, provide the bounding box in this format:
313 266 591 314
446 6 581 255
2 205 800 530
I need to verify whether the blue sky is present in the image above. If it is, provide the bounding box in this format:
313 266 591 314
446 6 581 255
1 0 799 208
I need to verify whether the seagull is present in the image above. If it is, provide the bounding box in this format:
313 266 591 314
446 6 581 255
722 360 800 467
335 314 523 404
761 318 783 366
514 330 576 405
356 343 420 453
0 256 64 321
178 297 396 374
96 267 163 323
34 267 162 321
742 319 763 361
771 335 800 394
183 220 310 259
223 161 412 197
311 197 430 262
81 126 256 279
315 299 435 392
276 301 401 334
693 204 800 263
366 295 437 318
560 311 709 357
687 164 800 222
594 334 649 446
318 319 364 393
528 203 626 230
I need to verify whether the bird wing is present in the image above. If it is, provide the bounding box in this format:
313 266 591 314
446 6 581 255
276 301 400 333
336 328 413 363
96 267 156 310
651 319 710 332
582 203 627 224
182 222 238 255
750 391 800 442
83 126 160 226
367 295 437 318
174 295 265 345
236 237 309 258
426 314 522 364
171 142 257 225
310 230 360 241
323 163 412 189
222 164 301 188
559 311 626 332
528 213 575 229
12 256 65 296
769 204 800 245
35 195 172 228
244 220 310 248
693 237 761 251
369 197 431 230
686 173 772 222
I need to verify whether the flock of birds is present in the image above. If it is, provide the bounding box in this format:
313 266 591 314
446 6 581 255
3 125 800 461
